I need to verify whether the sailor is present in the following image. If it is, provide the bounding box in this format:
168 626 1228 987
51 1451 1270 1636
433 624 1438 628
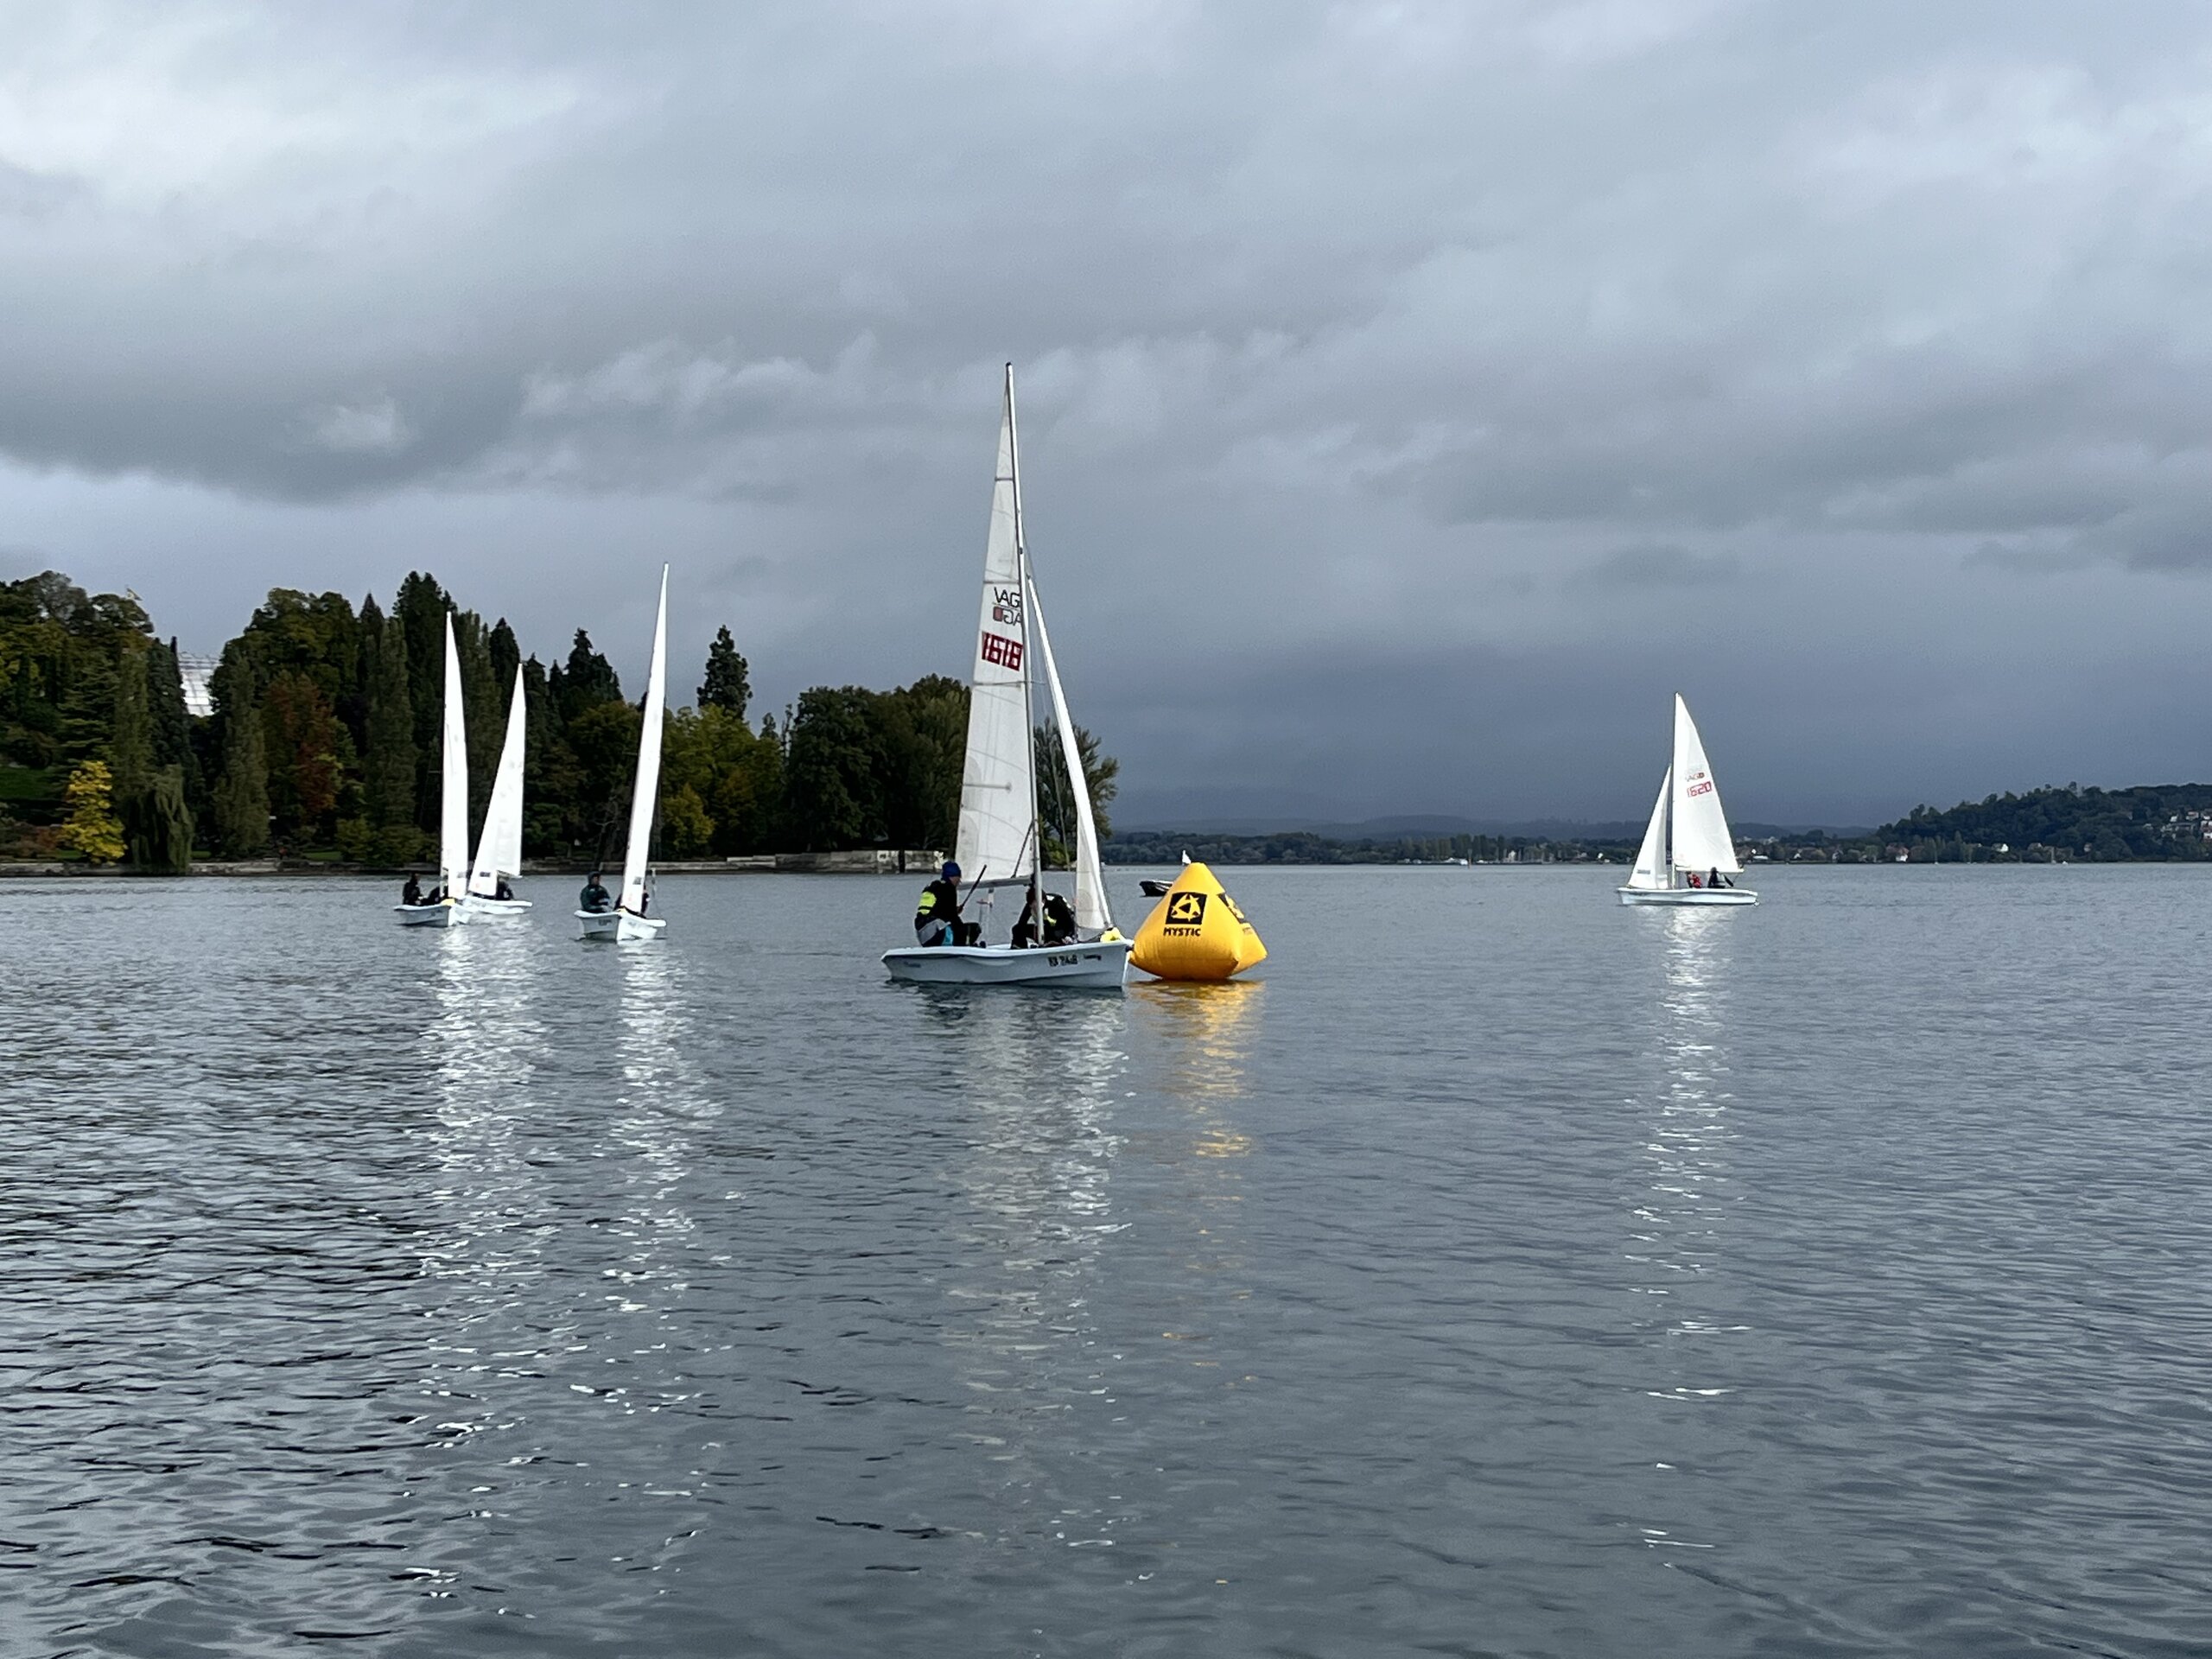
915 861 967 947
494 877 514 901
1014 888 1077 948
401 873 423 906
580 870 613 912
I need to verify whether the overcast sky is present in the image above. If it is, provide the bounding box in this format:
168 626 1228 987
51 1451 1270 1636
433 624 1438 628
4 1 2211 826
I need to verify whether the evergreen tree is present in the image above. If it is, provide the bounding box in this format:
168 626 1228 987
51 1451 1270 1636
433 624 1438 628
149 639 193 774
519 655 582 855
363 609 416 834
213 687 272 857
697 626 750 720
392 572 449 825
489 618 521 696
109 648 153 798
554 629 622 724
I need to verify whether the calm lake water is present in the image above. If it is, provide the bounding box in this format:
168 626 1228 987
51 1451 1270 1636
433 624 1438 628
3 865 2209 1658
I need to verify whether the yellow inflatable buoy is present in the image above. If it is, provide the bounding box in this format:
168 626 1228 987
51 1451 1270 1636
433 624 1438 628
1130 861 1268 981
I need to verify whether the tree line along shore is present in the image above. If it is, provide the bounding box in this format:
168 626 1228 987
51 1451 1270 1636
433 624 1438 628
0 569 1114 874
6 568 2205 874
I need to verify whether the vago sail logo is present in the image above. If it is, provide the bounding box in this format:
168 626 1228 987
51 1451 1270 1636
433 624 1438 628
981 583 1025 671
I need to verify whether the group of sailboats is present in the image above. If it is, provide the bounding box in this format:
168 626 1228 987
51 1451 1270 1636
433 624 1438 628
398 365 1758 974
394 566 671 940
394 615 532 929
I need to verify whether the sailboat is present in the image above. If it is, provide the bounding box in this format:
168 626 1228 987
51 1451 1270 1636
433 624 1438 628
882 365 1131 989
1618 693 1758 906
396 613 471 927
577 564 670 943
461 664 531 919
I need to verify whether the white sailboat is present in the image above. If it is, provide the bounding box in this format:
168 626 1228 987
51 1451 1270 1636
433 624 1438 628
1618 693 1758 906
461 663 531 919
882 365 1131 988
578 564 670 943
396 613 471 927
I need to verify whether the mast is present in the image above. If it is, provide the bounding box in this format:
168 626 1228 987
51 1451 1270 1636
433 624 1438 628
1007 363 1043 939
1664 692 1678 888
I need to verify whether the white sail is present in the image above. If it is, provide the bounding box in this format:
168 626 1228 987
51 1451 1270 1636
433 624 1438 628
467 664 528 896
1028 573 1111 936
438 614 470 897
1669 694 1740 875
1625 767 1670 890
952 366 1038 890
614 565 671 916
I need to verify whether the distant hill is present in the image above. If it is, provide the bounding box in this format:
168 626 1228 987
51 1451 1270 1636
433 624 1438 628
1119 813 1870 842
1875 784 2212 861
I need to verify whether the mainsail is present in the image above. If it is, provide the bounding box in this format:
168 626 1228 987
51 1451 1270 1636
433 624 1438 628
467 664 527 898
618 566 670 915
1625 767 1670 891
952 367 1039 891
1028 575 1112 937
1669 694 1740 875
438 614 469 898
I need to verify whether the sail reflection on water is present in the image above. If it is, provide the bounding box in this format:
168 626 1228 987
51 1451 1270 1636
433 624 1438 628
601 946 713 1334
416 924 556 1447
1626 908 1745 1382
929 992 1128 1539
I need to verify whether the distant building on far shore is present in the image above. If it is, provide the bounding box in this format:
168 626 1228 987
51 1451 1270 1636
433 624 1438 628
177 654 219 718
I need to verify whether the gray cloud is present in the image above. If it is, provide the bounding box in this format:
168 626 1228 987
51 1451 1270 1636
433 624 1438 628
5 0 2212 823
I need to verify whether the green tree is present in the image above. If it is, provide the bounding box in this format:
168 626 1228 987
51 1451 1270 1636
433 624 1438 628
697 626 750 720
362 607 416 835
123 766 193 873
876 675 967 851
148 639 194 775
783 686 883 849
213 686 272 857
58 760 125 861
553 628 623 724
1035 721 1118 866
566 699 643 863
109 647 153 797
664 703 782 855
661 783 715 856
264 669 347 841
519 655 582 855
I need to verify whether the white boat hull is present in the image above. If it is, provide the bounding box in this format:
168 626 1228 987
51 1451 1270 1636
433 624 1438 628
1618 885 1758 906
395 900 464 927
577 908 665 942
882 938 1131 988
461 894 532 920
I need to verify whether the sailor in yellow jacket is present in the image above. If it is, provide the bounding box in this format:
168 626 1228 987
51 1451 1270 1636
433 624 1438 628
913 861 980 947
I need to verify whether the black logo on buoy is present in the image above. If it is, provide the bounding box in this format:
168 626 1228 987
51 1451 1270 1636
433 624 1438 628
1165 892 1207 932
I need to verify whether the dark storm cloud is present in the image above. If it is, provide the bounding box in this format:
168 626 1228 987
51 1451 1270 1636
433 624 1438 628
6 0 2212 821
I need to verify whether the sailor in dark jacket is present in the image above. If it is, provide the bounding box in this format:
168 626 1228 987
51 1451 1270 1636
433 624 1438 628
579 870 613 912
915 861 969 946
